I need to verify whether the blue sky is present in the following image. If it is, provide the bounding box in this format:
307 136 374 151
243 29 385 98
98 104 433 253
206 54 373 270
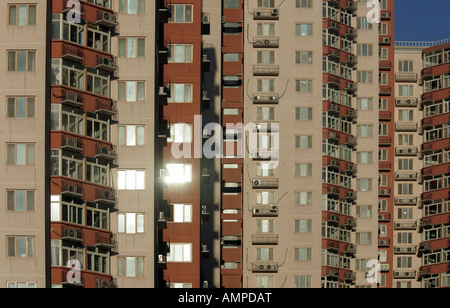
395 0 450 42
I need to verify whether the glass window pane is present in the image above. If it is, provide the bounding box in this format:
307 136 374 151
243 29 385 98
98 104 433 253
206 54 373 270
137 126 145 145
27 98 35 117
17 51 27 72
137 82 145 101
18 5 27 26
8 51 16 71
137 214 144 233
27 191 35 211
28 5 36 25
126 257 136 277
127 38 137 58
128 0 137 14
118 214 125 232
27 144 35 165
17 236 26 257
126 82 137 102
16 190 26 212
126 126 136 146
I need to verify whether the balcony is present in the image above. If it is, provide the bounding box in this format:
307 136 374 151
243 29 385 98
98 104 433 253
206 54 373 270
381 10 391 20
395 73 418 83
326 185 340 197
61 180 84 198
345 136 357 147
395 147 418 156
344 1 357 12
379 136 391 146
394 171 418 181
61 135 83 152
379 110 391 121
395 98 418 107
96 10 118 28
252 93 279 104
345 28 358 40
345 55 358 66
96 55 118 72
95 99 117 117
345 244 357 255
380 263 390 272
345 191 357 201
395 122 418 132
379 86 391 95
62 44 84 63
95 144 118 161
343 272 356 282
253 8 279 20
61 269 84 288
343 218 357 228
327 214 340 225
96 278 118 289
95 187 116 206
326 268 339 278
253 65 279 76
61 89 84 108
95 233 117 250
379 60 391 70
252 234 278 245
379 161 391 171
327 21 340 34
253 37 279 48
61 226 84 243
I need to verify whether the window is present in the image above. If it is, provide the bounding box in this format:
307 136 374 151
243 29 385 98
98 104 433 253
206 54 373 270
7 236 35 257
295 191 312 205
258 0 275 7
296 79 313 92
398 85 413 97
7 97 35 118
118 37 145 58
397 232 413 244
87 68 110 97
87 114 109 141
169 204 192 223
398 134 413 146
6 190 35 212
295 220 312 233
257 163 274 177
379 124 388 136
87 27 111 53
86 161 109 186
225 0 239 8
397 158 413 170
7 143 35 165
168 4 192 23
296 23 313 36
397 257 412 268
356 152 373 164
398 183 413 195
224 53 239 62
168 283 192 288
168 44 192 63
356 124 373 137
256 275 273 288
295 163 312 177
257 107 275 120
257 191 274 205
294 276 311 288
118 81 145 102
119 0 146 14
296 0 312 8
167 243 192 262
294 248 312 261
397 208 413 220
8 4 36 25
118 213 145 233
167 123 192 143
7 50 36 72
51 59 85 91
257 50 275 64
356 178 373 191
398 60 413 72
356 232 372 245
50 150 84 180
118 256 145 277
117 169 145 190
256 247 274 261
87 247 109 274
50 195 83 225
256 220 274 233
7 282 36 288
357 71 373 83
86 204 109 230
296 51 313 64
164 164 192 184
357 17 373 30
168 84 193 103
295 135 312 149
257 23 275 36
118 125 145 146
257 78 275 92
296 107 312 120
356 205 372 218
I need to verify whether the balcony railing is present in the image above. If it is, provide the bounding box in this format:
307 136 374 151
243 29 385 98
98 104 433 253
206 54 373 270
95 187 117 206
62 44 84 63
95 233 117 249
395 122 418 132
61 226 84 242
96 55 118 72
395 97 418 107
61 180 84 198
61 135 83 152
95 98 118 116
61 89 84 108
95 144 118 161
395 73 418 83
253 65 279 76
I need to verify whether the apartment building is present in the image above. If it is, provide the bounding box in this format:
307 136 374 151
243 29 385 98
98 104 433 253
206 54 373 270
0 0 448 289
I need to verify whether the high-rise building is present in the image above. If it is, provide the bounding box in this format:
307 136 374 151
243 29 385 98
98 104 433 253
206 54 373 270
0 0 448 289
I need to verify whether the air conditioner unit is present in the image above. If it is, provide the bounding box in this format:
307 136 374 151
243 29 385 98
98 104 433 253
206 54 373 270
66 229 78 238
253 208 260 214
255 11 262 17
65 91 80 102
406 99 412 104
101 189 114 200
270 205 278 212
382 12 390 18
379 240 388 245
101 11 116 23
395 223 402 228
203 281 209 288
271 8 279 15
383 37 390 43
380 189 388 195
253 95 261 101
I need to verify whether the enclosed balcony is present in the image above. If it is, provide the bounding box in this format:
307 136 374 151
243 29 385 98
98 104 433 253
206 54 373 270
253 65 279 76
395 73 418 83
252 234 278 245
395 122 418 132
